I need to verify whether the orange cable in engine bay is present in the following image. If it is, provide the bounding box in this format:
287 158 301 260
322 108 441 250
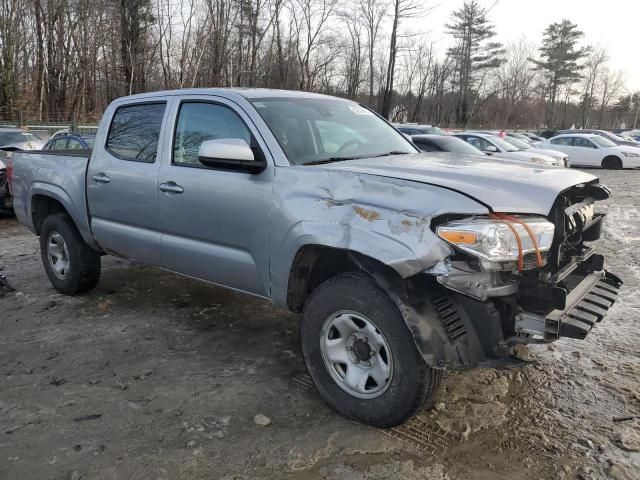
493 213 544 268
489 212 524 271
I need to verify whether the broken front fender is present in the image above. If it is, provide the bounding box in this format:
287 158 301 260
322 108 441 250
269 167 489 307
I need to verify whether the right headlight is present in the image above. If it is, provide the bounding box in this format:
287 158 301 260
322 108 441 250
437 216 555 264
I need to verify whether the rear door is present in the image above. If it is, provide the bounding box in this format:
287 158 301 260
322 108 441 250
156 96 273 296
87 100 168 264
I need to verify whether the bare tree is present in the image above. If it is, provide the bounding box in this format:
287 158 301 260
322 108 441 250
597 67 625 128
579 46 608 127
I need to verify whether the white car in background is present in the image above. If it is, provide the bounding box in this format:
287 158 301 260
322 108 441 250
535 133 640 169
0 127 45 151
500 135 570 167
453 132 563 167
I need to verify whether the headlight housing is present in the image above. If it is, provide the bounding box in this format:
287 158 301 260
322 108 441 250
622 151 640 157
437 216 555 267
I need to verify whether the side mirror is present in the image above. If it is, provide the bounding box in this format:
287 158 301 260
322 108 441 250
198 138 266 174
484 145 498 153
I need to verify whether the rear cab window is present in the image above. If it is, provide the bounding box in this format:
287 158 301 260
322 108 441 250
106 102 166 162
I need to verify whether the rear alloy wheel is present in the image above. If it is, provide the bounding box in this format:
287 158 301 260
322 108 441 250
602 156 622 170
301 272 442 428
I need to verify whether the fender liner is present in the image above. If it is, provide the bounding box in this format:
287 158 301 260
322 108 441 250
350 254 516 369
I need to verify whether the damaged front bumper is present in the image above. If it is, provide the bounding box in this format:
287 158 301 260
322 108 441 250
394 250 622 370
516 267 622 342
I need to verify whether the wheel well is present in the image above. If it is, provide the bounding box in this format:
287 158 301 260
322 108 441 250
31 195 69 235
286 245 400 312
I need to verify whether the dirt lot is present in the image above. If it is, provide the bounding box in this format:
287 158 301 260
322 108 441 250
1 170 639 480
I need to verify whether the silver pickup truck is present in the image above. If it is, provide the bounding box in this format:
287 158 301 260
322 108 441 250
7 89 622 427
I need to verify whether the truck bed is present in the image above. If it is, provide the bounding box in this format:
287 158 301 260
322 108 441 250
9 149 94 246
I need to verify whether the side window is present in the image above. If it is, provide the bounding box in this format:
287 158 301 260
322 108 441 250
173 102 252 166
106 103 166 162
48 138 68 150
466 136 486 150
573 137 595 148
67 139 83 150
551 137 571 146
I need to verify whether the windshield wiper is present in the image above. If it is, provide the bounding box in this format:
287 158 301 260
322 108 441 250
303 151 410 166
370 150 411 158
303 155 366 166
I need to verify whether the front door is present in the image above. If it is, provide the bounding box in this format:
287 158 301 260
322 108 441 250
87 101 168 264
571 137 601 166
157 97 273 296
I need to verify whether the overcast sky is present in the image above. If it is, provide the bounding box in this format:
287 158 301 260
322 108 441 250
417 0 640 93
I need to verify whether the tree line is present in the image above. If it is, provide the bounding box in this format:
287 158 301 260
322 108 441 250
1 0 638 129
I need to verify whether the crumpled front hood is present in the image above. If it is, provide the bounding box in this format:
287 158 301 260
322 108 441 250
320 153 599 215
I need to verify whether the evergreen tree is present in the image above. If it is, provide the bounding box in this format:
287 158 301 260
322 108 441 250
533 19 589 127
447 0 505 126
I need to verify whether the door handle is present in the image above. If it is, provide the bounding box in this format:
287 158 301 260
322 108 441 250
159 182 184 194
92 173 111 184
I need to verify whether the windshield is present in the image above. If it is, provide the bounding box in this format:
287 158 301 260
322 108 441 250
502 136 531 150
491 136 519 152
591 135 616 148
434 137 484 155
0 131 30 145
250 98 417 165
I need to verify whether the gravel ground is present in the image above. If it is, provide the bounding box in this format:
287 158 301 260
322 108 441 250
1 169 639 480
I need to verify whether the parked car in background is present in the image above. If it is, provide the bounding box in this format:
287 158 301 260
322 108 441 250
0 127 45 151
505 132 534 143
501 136 570 167
522 132 546 142
411 134 486 156
555 129 640 148
621 129 640 141
453 132 562 167
394 123 446 136
0 154 10 212
536 133 640 169
43 132 95 151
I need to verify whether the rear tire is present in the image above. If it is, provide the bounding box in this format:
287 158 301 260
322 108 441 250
39 213 101 295
300 271 442 428
602 156 622 170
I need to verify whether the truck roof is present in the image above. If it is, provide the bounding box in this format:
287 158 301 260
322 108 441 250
114 88 340 103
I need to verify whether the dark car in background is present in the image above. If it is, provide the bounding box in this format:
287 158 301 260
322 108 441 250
393 123 446 136
411 134 486 156
43 132 95 151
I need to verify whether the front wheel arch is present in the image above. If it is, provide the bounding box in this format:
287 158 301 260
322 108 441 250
602 155 622 170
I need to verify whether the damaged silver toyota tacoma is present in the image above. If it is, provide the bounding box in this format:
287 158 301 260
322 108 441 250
7 89 622 428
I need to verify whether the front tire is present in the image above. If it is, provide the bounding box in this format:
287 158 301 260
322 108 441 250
39 213 101 295
300 272 442 428
602 156 622 170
